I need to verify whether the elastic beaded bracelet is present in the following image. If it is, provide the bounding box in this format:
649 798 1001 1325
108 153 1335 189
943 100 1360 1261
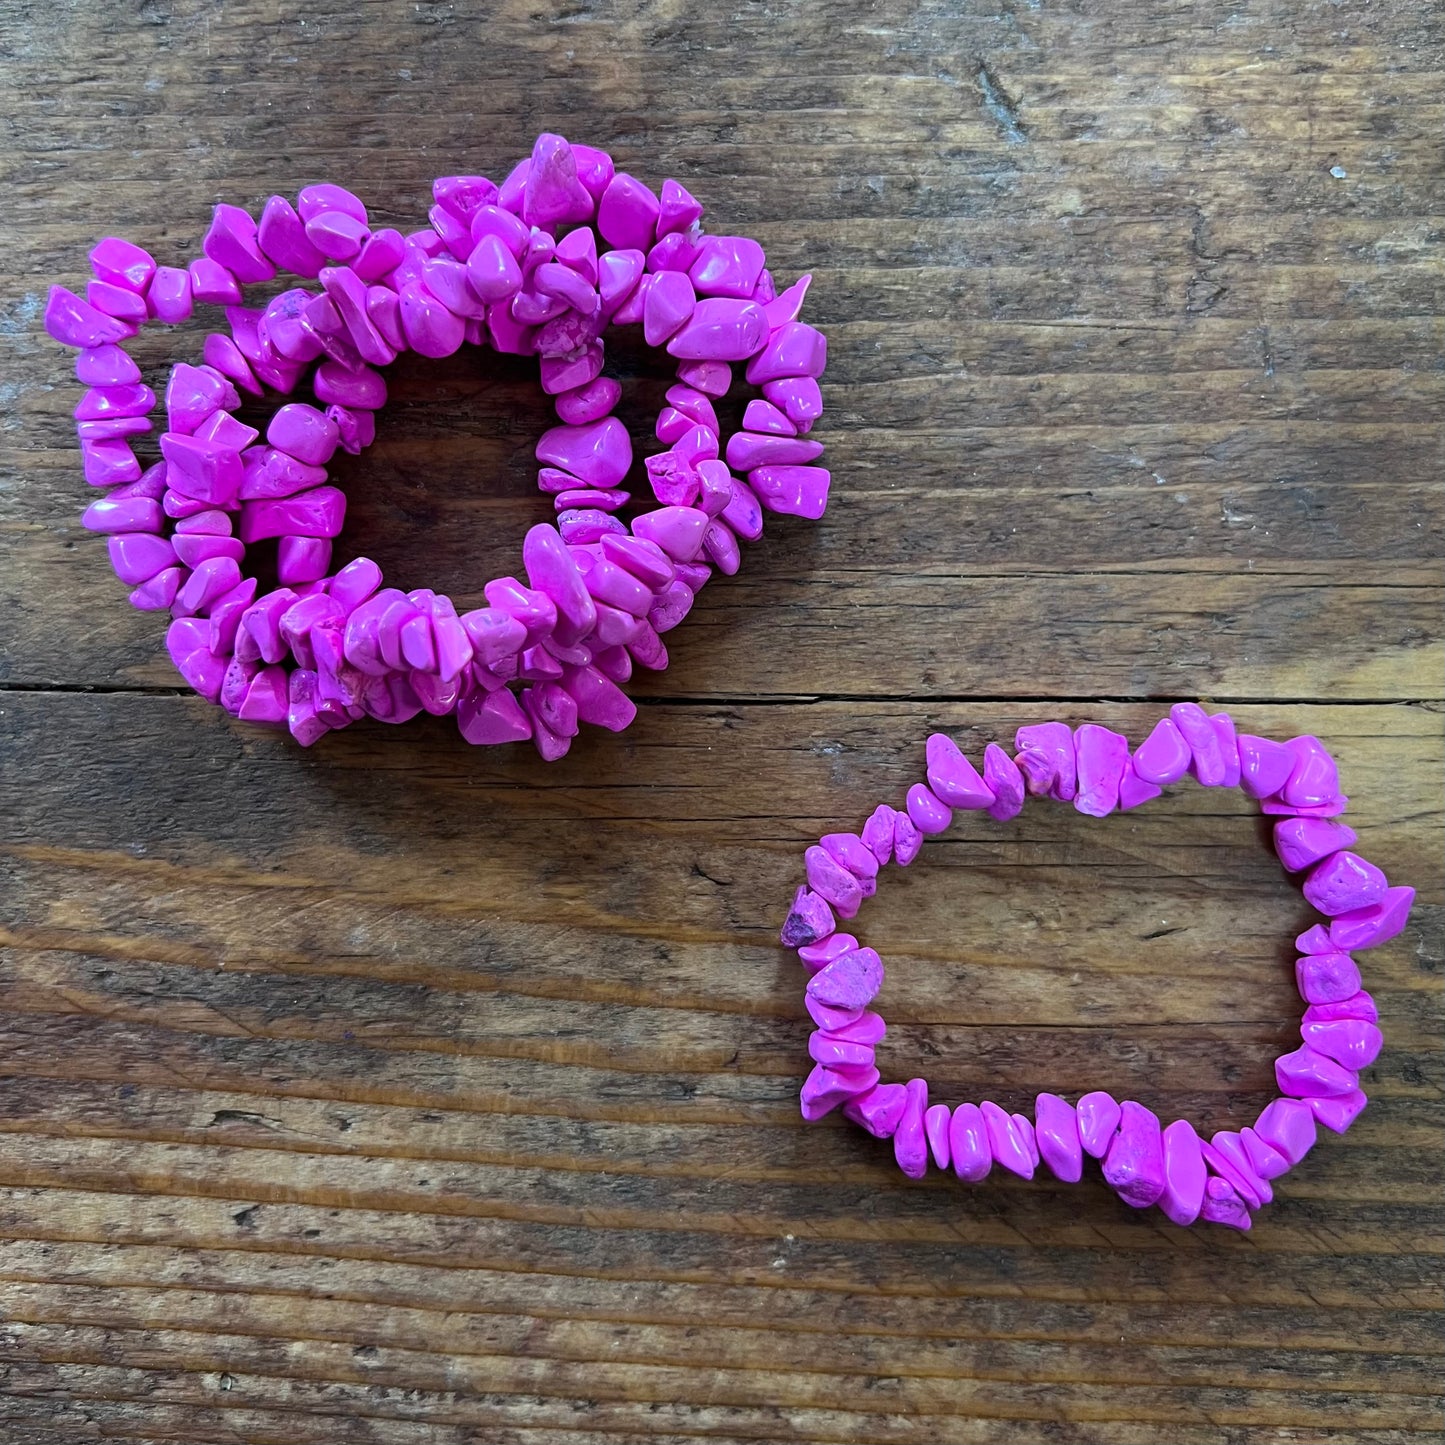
780 704 1414 1230
45 133 831 758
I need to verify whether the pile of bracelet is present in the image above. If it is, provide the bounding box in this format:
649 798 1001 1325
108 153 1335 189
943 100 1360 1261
780 703 1413 1229
43 133 830 758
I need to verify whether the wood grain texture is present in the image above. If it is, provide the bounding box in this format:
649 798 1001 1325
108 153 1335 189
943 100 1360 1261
1 1 1442 1442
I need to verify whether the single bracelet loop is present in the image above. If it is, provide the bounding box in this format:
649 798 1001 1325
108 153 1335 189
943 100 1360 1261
780 705 1413 1229
46 133 831 758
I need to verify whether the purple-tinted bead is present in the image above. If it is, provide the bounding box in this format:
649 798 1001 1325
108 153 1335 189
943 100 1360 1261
1159 1118 1207 1226
75 344 141 388
160 433 244 507
522 133 594 230
45 285 133 347
80 438 140 486
174 555 243 616
924 735 995 811
1237 732 1296 800
1118 762 1163 811
1076 1090 1122 1159
1101 1100 1166 1207
761 375 822 431
1168 702 1226 786
90 237 156 293
892 810 924 867
1302 850 1388 917
129 566 183 611
657 178 703 237
539 342 605 398
748 463 830 520
1074 723 1129 817
239 486 346 543
597 172 661 252
82 494 163 534
800 1063 880 1122
464 232 523 305
147 265 193 323
1329 886 1414 952
1307 1089 1369 1134
173 532 244 568
535 417 632 490
820 833 879 892
980 1100 1034 1179
1296 923 1334 956
75 383 154 421
1013 721 1076 802
304 210 369 262
983 743 1025 822
894 1079 930 1179
745 321 827 384
1274 816 1359 873
689 235 766 299
1254 1097 1317 1165
398 280 466 358
796 932 859 974
1301 1016 1383 1070
949 1102 992 1182
632 506 709 563
1276 1045 1358 1099
1303 990 1377 1024
267 404 339 467
643 269 696 346
107 532 175 585
924 1103 952 1170
77 415 152 444
780 885 836 950
742 398 796 437
521 525 596 649
203 203 275 284
556 376 622 427
1034 1093 1083 1183
1202 1134 1268 1208
1211 713 1241 787
1199 1177 1252 1231
861 805 895 867
313 360 386 411
677 359 732 397
276 536 332 585
456 686 534 746
187 257 242 306
1283 735 1344 809
1295 951 1362 1005
905 783 952 836
761 274 811 328
1240 1127 1292 1180
1132 716 1191 786
87 279 148 324
804 844 864 918
257 194 328 277
806 947 884 1012
666 298 769 362
843 1082 908 1139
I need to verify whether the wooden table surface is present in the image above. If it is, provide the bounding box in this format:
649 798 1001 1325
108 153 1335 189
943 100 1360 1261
2 2 1442 1442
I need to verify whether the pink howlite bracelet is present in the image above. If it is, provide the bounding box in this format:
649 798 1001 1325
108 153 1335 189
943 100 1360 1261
781 705 1413 1230
45 134 831 758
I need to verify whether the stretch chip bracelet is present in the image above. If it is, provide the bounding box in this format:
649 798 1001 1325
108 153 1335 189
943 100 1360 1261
44 133 830 757
779 703 1414 1230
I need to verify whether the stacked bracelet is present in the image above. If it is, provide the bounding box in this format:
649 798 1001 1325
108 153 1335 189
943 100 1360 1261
44 133 830 758
780 704 1413 1230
